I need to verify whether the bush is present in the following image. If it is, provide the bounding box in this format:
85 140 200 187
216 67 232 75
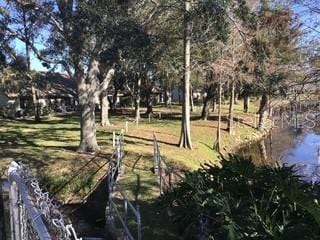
160 156 320 240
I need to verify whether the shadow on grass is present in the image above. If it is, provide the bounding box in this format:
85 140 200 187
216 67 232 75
0 122 80 152
125 134 178 147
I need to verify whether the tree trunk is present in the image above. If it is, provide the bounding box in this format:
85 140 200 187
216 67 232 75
268 100 273 118
100 91 110 126
99 68 114 126
212 99 216 112
228 81 235 135
179 0 192 149
234 92 238 104
258 139 267 165
78 81 99 153
201 84 215 120
146 102 153 115
23 9 40 123
31 84 41 122
243 95 249 113
135 78 141 125
164 87 171 107
78 97 99 152
190 85 194 112
77 60 101 153
258 94 268 131
112 86 118 111
201 96 211 121
214 76 222 152
135 97 140 125
145 90 153 115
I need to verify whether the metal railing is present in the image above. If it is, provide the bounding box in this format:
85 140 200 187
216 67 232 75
153 133 184 195
107 134 142 240
8 161 81 240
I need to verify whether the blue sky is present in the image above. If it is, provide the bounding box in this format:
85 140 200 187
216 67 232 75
14 39 49 72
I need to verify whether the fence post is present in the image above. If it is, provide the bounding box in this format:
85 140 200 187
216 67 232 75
168 166 173 192
125 121 128 133
9 181 19 240
137 205 142 240
116 136 122 175
112 131 115 149
153 133 158 174
121 134 124 160
19 194 24 239
159 155 163 195
124 199 128 225
106 173 115 233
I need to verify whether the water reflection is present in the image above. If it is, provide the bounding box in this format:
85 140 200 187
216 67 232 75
238 115 320 183
285 133 320 183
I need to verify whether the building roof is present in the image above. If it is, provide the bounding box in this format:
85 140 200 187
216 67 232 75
20 72 77 98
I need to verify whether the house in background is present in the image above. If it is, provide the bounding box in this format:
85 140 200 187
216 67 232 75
1 72 78 117
0 91 9 109
171 86 203 104
0 91 21 117
31 72 78 113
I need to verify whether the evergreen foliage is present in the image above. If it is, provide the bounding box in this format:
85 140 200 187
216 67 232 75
161 156 320 239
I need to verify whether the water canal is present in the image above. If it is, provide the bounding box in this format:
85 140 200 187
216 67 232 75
238 108 320 182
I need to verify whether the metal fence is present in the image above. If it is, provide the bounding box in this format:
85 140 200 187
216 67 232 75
106 134 142 240
8 161 81 240
153 133 184 195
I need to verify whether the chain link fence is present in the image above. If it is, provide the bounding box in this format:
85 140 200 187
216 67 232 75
8 161 81 240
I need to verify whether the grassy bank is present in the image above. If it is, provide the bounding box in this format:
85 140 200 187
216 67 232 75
0 100 270 238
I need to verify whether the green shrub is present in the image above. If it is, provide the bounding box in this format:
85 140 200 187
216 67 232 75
160 155 320 240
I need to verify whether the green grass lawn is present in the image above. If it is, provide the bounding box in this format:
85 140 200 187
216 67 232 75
0 100 268 238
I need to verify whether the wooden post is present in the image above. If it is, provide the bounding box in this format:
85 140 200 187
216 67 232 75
124 199 128 225
9 182 15 240
137 205 142 240
153 134 157 174
159 155 163 195
148 113 151 123
159 112 161 119
168 167 173 192
112 131 115 149
9 182 20 240
125 121 128 133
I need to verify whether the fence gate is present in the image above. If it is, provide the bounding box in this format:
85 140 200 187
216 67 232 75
7 161 81 240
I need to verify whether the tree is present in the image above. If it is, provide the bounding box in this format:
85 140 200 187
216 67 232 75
249 4 302 131
2 1 42 122
201 71 218 121
179 0 193 149
1 0 155 152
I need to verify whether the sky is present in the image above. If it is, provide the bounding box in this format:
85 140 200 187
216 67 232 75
14 39 48 71
11 1 320 72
